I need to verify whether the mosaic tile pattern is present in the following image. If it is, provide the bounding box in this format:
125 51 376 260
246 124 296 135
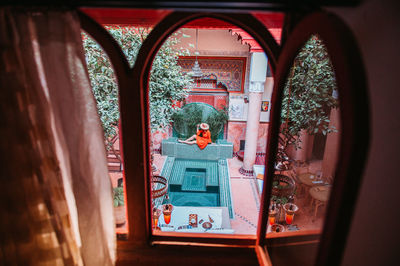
159 157 234 219
169 192 219 207
178 57 246 92
169 159 219 187
181 168 207 191
161 156 175 178
219 159 235 218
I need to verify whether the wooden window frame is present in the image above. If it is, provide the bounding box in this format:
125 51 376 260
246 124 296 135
78 7 369 265
272 12 370 265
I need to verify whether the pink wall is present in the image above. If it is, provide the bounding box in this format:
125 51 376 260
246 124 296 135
256 123 269 152
227 121 269 152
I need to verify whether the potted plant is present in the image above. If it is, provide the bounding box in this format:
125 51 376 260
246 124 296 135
271 174 296 198
113 186 125 226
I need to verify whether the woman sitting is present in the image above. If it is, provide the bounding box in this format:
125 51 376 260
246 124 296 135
178 123 212 150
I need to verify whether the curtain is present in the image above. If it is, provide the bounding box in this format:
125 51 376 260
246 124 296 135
0 8 115 265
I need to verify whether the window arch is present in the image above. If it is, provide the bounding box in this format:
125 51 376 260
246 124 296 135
78 8 369 265
120 11 281 244
269 11 369 265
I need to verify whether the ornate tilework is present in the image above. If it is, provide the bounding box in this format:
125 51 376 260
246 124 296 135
178 56 246 92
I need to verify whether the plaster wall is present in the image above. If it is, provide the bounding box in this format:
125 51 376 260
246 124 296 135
227 121 269 153
178 28 250 55
329 1 400 264
260 76 273 122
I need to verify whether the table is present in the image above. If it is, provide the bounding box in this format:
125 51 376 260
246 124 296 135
158 206 234 234
297 172 325 198
309 185 331 219
298 173 322 186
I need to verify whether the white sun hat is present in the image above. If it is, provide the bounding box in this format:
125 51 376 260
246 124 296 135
200 123 209 130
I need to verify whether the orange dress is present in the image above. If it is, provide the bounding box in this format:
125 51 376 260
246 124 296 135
196 130 212 150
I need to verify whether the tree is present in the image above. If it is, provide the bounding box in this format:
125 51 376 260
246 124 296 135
280 35 338 150
82 27 192 149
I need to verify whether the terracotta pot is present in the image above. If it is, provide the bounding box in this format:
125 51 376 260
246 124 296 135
114 206 126 226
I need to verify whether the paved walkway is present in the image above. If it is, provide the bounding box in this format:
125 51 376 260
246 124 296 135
227 157 260 234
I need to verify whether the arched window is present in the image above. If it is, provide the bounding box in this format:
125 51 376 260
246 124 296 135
79 8 369 265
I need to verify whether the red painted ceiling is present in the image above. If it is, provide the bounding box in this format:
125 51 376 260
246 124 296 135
80 8 283 52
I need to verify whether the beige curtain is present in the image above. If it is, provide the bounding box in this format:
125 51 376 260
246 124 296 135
0 8 115 265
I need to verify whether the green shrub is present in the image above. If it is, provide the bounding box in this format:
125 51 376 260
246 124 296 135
172 104 228 142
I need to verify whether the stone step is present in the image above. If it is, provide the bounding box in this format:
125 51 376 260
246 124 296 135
181 169 207 191
169 159 218 187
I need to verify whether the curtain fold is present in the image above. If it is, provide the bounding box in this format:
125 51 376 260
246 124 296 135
0 8 115 265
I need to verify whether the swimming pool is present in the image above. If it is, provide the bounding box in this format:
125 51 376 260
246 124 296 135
159 158 235 218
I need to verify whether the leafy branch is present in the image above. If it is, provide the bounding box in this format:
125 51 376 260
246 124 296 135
281 35 339 149
82 27 193 149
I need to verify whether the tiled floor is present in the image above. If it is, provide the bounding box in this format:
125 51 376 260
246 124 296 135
227 157 260 234
109 154 327 235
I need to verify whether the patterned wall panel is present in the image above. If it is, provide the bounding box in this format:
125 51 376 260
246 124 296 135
178 56 246 93
187 95 214 106
214 95 227 109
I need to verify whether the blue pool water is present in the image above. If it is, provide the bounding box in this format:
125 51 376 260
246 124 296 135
170 167 219 206
160 158 234 218
181 168 207 192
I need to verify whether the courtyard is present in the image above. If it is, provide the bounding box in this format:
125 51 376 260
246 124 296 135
94 18 339 239
110 151 328 236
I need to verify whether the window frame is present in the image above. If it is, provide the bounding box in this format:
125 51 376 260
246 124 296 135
78 10 280 246
78 8 369 265
271 12 370 265
128 11 280 246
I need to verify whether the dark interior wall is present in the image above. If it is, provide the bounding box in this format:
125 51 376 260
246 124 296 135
117 245 259 266
268 243 319 266
329 0 400 265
